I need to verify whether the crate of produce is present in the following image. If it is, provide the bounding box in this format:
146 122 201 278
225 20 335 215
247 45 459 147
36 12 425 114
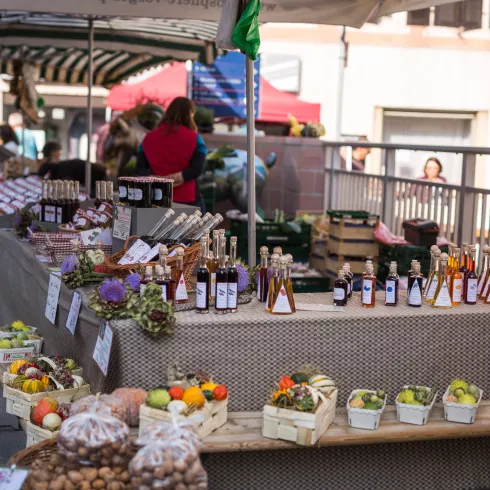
347 389 387 431
0 347 35 377
327 211 378 241
25 421 59 448
327 236 379 257
0 323 37 339
396 385 436 426
442 379 483 424
262 371 337 446
326 254 378 276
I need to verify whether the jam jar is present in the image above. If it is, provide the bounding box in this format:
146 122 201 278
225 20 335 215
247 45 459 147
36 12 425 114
133 177 153 208
152 178 172 208
118 177 129 205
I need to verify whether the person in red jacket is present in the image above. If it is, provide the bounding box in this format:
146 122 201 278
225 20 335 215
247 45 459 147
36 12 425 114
136 97 207 210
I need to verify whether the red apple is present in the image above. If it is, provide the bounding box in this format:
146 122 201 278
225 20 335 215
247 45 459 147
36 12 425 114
30 398 59 427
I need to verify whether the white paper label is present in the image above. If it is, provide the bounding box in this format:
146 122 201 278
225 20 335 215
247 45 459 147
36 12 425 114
466 278 478 302
333 287 345 300
272 285 292 313
175 273 188 300
160 285 168 302
93 321 113 377
227 282 238 308
477 271 486 294
113 206 132 241
210 272 217 297
408 279 422 306
361 279 374 305
56 207 63 224
196 282 208 308
0 467 29 490
426 276 438 300
139 243 161 264
119 186 127 198
452 278 463 303
154 188 163 200
385 279 396 304
45 273 62 324
66 291 82 335
87 209 94 217
44 205 56 222
118 239 151 265
99 214 108 223
216 282 228 309
433 280 452 307
128 188 135 200
134 188 143 201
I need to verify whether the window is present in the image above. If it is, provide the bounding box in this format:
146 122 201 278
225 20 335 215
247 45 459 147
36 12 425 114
407 0 482 30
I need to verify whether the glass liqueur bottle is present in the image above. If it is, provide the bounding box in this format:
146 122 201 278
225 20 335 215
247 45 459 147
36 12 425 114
266 254 280 312
342 263 353 300
459 243 469 299
154 266 168 301
446 243 455 290
208 230 220 301
74 181 81 215
407 263 423 307
271 256 294 315
44 181 55 223
196 238 210 314
140 266 153 297
227 236 238 313
164 266 175 303
285 253 296 312
40 181 47 222
173 247 188 304
465 247 478 305
451 248 463 306
432 252 452 309
478 245 490 297
333 270 348 307
258 246 269 302
425 251 441 303
54 181 63 224
385 261 399 306
94 181 102 209
215 236 228 314
361 262 376 308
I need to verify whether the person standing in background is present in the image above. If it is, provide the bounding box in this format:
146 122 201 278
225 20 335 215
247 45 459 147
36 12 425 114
340 136 371 172
0 124 20 155
8 112 38 160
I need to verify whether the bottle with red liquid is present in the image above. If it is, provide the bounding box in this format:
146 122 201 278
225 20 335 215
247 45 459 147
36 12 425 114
196 238 210 314
173 247 188 304
333 270 348 306
258 246 269 302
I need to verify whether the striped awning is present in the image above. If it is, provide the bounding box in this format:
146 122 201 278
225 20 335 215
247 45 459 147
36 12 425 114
0 12 218 87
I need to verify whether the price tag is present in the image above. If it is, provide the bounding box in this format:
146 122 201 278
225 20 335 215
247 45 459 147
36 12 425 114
45 273 62 324
0 467 28 489
93 321 113 376
112 206 132 241
294 303 345 312
35 254 51 263
66 291 82 335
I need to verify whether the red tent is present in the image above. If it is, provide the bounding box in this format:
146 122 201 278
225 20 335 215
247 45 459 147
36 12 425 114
107 63 321 124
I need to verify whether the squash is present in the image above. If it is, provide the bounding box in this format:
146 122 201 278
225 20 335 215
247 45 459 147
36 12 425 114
9 359 29 375
41 375 50 388
12 375 28 390
22 379 45 394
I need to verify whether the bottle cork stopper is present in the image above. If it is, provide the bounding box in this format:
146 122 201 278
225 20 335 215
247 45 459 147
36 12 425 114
166 209 175 216
430 245 439 252
145 266 153 274
440 252 449 261
483 244 490 253
285 254 293 263
176 247 185 256
271 253 280 263
260 246 268 255
213 229 219 236
434 250 441 256
273 247 283 255
219 229 226 235
338 270 345 278
165 266 171 275
155 265 163 274
203 228 210 235
194 210 203 218
230 236 237 243
413 263 421 273
279 256 288 267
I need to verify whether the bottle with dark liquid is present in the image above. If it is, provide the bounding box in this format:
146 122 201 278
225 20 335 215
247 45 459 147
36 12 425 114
333 270 348 307
266 254 280 312
385 262 399 306
74 181 81 215
208 230 220 301
196 237 210 314
40 181 47 222
258 246 269 302
271 256 294 315
173 247 188 304
284 254 296 312
164 266 175 303
55 181 64 224
465 247 478 305
407 263 423 307
140 266 153 297
361 263 376 308
44 181 55 223
227 236 238 313
65 182 74 221
94 181 102 209
343 263 354 299
215 236 228 314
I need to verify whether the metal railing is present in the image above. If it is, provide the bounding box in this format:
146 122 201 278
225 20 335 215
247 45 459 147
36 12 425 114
324 141 490 251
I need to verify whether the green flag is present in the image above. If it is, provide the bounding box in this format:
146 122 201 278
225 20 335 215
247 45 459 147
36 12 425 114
231 0 262 61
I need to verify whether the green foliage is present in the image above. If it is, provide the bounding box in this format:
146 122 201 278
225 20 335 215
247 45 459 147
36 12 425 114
135 283 176 335
89 282 139 320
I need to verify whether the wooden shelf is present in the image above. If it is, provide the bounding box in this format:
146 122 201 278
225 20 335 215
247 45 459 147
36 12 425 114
201 402 490 453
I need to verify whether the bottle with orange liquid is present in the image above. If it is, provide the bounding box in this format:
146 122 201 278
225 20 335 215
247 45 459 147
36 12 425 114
450 248 463 306
423 246 439 298
432 253 452 309
426 251 441 303
361 263 376 308
271 256 294 315
266 254 280 312
173 247 188 304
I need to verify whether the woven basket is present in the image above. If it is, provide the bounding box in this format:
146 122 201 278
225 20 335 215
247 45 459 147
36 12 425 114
58 225 85 234
8 438 57 469
104 236 200 289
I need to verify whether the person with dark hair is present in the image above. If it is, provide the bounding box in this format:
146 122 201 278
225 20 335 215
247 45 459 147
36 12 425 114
0 124 19 155
418 157 447 183
136 97 207 208
42 140 62 163
340 136 371 172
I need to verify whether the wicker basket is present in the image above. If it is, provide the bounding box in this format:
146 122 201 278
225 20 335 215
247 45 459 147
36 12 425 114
8 438 57 469
104 236 200 289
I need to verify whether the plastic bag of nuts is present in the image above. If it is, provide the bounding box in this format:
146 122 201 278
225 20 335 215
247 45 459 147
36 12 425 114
58 402 130 467
69 394 128 424
129 437 208 490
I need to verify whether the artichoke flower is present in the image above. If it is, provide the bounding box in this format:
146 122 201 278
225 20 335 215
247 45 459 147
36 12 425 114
89 280 139 319
136 283 175 335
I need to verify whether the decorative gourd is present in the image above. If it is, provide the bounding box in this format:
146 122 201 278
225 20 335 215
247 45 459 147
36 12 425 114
41 375 50 388
111 387 148 427
9 359 29 374
22 379 45 394
12 375 28 390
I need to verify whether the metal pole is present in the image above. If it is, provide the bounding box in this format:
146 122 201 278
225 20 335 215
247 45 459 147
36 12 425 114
457 154 467 245
335 26 346 140
86 17 94 197
246 56 256 265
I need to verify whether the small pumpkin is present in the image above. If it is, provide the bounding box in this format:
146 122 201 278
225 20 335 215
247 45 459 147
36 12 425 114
22 379 45 394
12 375 28 390
41 375 50 388
9 359 29 375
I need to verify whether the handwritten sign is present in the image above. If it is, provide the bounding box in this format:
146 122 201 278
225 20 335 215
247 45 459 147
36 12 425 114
66 291 82 335
45 273 62 324
112 206 131 241
0 468 28 490
93 322 113 376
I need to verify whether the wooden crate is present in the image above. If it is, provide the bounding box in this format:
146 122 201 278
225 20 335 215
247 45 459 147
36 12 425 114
25 421 58 448
326 256 378 276
327 237 379 258
0 347 35 382
262 390 337 446
139 400 228 439
4 383 91 421
3 367 83 387
329 222 376 241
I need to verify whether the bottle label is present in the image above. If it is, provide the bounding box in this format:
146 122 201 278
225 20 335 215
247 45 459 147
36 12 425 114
128 188 135 200
216 282 228 309
385 279 396 304
139 243 162 264
272 285 292 314
119 186 127 198
44 205 55 222
408 280 422 306
434 280 452 307
87 209 94 217
482 276 490 299
210 273 217 297
477 272 486 294
333 288 345 301
361 279 373 305
426 277 438 300
140 284 147 297
175 273 188 301
134 188 143 201
196 282 207 308
467 278 478 302
160 285 168 302
227 282 238 308
452 278 463 302
154 188 163 201
56 208 63 224
118 239 152 265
